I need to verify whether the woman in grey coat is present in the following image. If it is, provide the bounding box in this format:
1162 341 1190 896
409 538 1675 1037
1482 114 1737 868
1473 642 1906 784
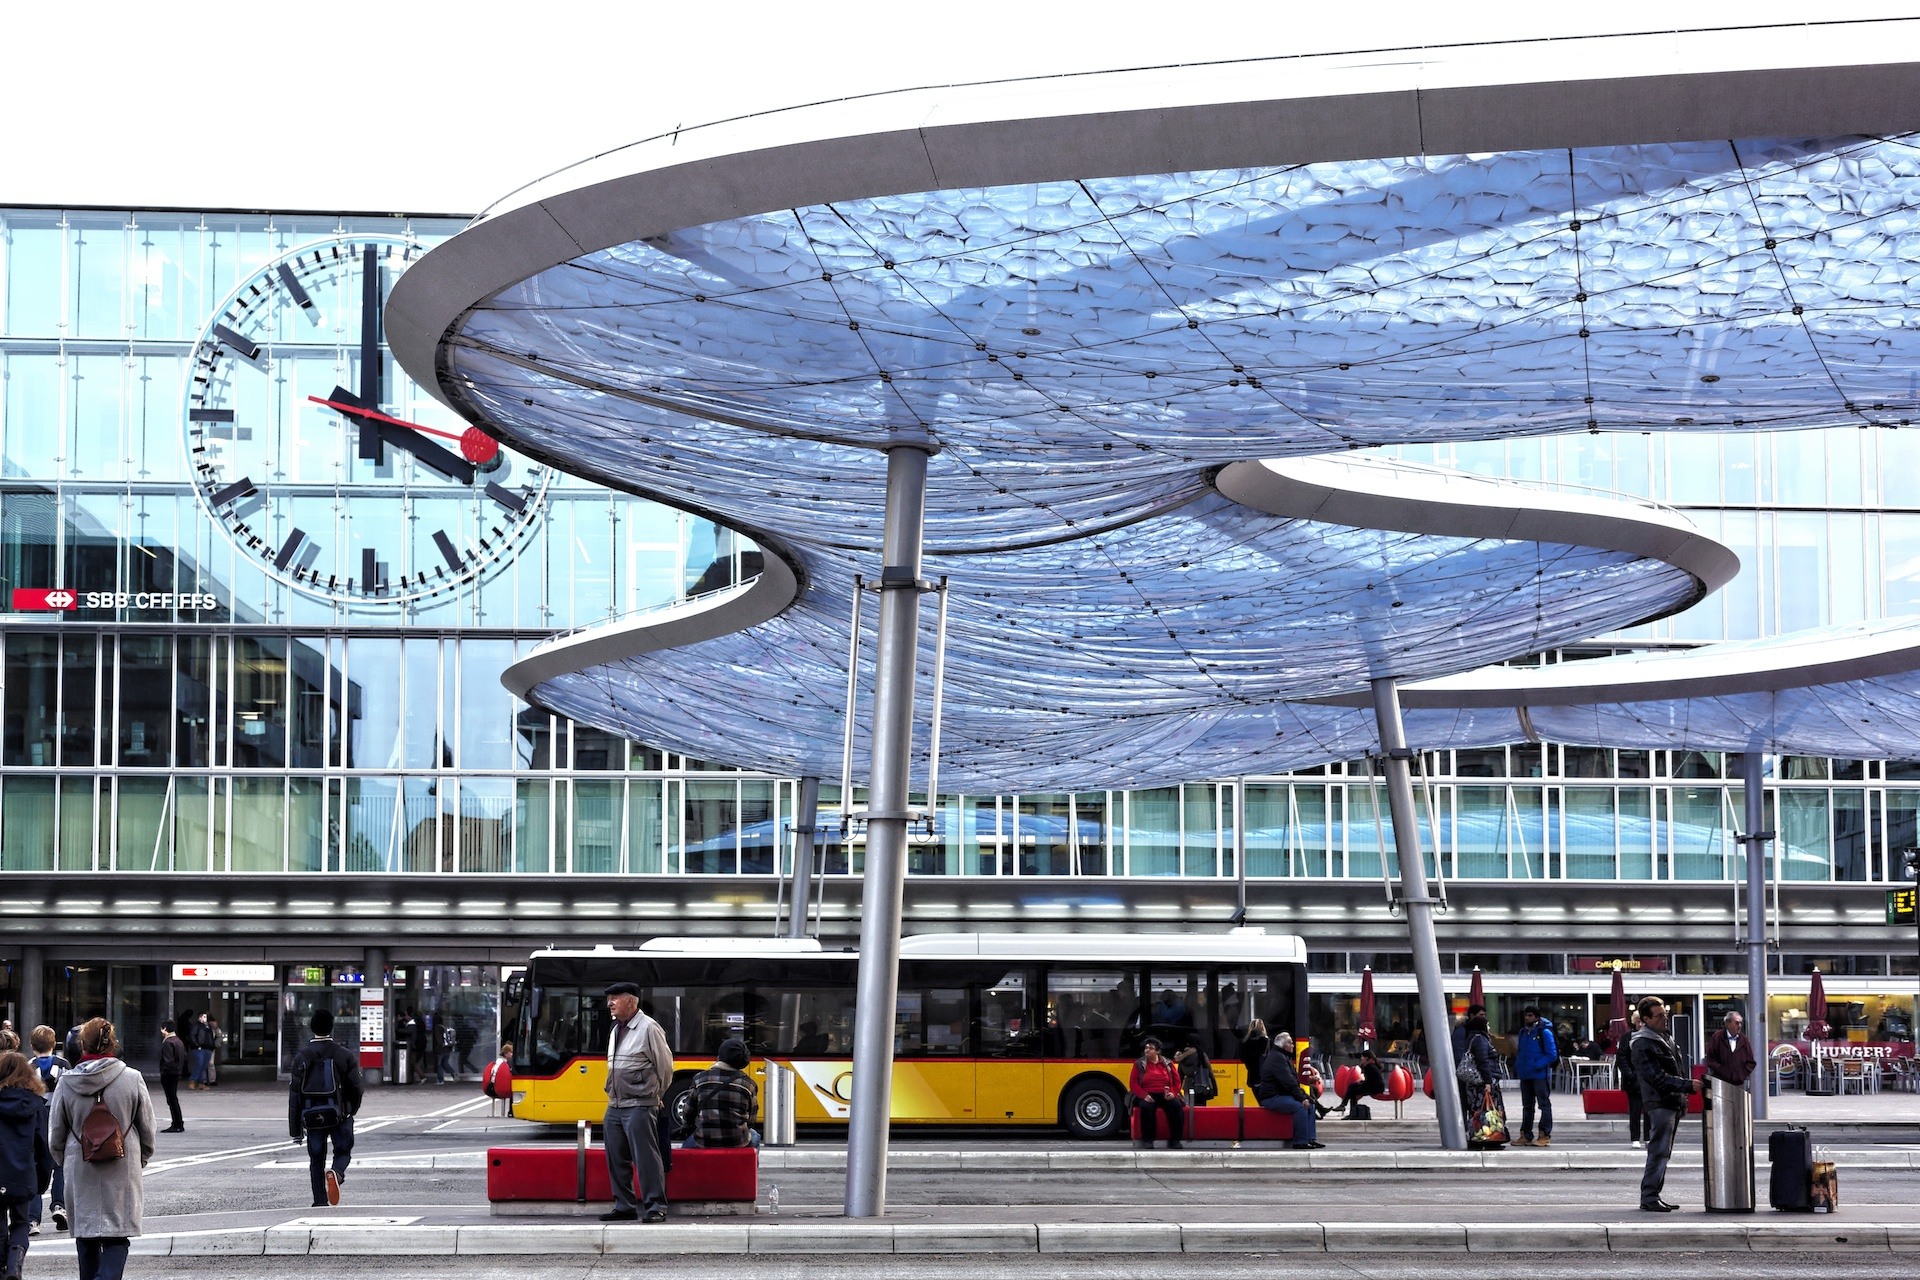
48 1020 155 1280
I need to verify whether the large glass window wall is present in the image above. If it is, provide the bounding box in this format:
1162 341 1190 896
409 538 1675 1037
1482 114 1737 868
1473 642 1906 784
3 630 1917 884
7 207 1920 888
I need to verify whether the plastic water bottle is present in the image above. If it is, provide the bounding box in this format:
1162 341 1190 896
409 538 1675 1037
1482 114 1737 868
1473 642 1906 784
768 1185 779 1216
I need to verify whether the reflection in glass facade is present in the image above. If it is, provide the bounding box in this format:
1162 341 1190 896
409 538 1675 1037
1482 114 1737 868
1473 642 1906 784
2 206 1919 887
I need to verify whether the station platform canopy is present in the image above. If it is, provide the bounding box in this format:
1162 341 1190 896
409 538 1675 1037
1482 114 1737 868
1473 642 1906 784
389 40 1920 792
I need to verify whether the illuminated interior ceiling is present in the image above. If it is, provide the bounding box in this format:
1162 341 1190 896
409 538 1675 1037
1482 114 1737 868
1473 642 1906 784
389 54 1920 791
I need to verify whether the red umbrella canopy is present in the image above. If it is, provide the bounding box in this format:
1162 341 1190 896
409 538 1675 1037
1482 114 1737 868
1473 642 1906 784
1607 965 1629 1050
1807 969 1830 1040
1469 966 1485 1009
1357 967 1377 1043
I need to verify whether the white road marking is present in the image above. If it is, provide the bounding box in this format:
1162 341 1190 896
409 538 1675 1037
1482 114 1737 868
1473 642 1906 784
147 1117 401 1175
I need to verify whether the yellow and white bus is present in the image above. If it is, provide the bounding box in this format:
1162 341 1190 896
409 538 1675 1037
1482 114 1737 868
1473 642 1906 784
503 930 1307 1138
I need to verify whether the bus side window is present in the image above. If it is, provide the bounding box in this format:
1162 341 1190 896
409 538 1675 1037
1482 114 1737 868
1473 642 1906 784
978 969 1038 1058
1045 967 1136 1059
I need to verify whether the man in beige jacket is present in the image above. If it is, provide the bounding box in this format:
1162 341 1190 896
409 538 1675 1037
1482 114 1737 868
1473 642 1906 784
600 982 673 1223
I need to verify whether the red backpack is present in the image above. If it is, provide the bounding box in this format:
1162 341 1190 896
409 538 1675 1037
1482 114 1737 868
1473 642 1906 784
482 1059 512 1099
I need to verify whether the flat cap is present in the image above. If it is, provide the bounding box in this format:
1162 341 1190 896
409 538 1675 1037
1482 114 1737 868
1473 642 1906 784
604 981 641 998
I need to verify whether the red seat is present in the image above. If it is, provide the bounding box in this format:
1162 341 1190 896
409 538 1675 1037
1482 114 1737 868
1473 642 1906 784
1582 1088 1702 1116
1130 1102 1293 1142
1375 1066 1414 1102
666 1148 757 1202
486 1145 757 1203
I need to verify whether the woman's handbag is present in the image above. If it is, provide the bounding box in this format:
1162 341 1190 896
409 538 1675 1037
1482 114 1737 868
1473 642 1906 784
1455 1053 1486 1089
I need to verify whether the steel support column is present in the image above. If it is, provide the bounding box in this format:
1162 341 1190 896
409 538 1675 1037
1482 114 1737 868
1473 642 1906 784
18 945 43 1035
787 777 821 939
1370 677 1468 1150
844 443 932 1219
1740 752 1772 1120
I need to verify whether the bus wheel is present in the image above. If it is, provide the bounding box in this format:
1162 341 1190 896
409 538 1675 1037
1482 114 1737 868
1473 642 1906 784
665 1076 696 1138
1061 1078 1126 1140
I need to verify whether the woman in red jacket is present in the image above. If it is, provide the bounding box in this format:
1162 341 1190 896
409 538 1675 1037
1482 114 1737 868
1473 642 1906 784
1129 1037 1185 1149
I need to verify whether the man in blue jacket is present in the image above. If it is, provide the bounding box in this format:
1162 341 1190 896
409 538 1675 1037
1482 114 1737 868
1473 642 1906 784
1512 1006 1558 1147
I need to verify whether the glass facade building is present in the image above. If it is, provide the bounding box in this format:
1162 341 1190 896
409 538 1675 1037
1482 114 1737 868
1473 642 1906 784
3 204 1916 1071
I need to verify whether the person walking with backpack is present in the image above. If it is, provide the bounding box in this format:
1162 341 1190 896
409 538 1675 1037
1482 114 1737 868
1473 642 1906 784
48 1019 155 1280
1512 1006 1558 1147
288 1009 363 1208
156 1024 186 1134
24 1028 67 1235
0 1051 54 1280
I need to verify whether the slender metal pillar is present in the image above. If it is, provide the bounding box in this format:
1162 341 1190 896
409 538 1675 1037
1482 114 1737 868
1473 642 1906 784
787 777 821 939
844 443 932 1218
1370 677 1467 1150
18 945 43 1035
1740 752 1771 1119
1232 777 1248 925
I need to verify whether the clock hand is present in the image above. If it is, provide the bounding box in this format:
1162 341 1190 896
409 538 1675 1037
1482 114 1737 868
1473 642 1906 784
358 245 383 409
318 386 478 484
309 392 500 464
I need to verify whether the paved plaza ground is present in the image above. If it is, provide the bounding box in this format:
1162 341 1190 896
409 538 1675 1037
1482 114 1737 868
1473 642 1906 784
8 1080 1917 1276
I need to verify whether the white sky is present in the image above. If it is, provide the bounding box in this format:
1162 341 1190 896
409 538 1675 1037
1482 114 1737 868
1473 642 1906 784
8 2 1916 215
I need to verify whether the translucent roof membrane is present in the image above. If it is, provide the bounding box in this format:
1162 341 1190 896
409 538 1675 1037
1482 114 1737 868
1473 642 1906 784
1391 618 1920 760
420 134 1920 789
519 457 1709 792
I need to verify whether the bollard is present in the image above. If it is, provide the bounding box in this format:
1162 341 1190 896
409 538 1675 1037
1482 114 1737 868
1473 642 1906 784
576 1119 590 1203
763 1062 798 1147
1233 1087 1245 1148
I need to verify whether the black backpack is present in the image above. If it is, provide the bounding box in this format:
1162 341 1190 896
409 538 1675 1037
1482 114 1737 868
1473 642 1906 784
1182 1048 1218 1102
300 1050 344 1133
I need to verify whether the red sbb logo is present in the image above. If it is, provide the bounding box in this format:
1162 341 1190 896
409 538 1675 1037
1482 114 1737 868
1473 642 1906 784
12 588 77 611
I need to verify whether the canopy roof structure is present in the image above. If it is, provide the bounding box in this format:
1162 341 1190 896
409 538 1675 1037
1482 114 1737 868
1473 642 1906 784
389 41 1920 791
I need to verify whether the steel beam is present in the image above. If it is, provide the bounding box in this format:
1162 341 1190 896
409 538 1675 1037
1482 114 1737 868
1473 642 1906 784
787 777 821 939
1371 676 1468 1150
844 443 931 1218
1741 752 1771 1120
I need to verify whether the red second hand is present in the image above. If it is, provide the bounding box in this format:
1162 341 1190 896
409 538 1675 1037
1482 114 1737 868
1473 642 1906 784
307 396 499 464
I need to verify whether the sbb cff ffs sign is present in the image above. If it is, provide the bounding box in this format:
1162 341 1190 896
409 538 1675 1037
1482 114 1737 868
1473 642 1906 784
1890 887 1917 926
11 589 218 612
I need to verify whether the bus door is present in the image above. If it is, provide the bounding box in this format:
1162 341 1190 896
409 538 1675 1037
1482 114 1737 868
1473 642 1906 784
893 965 975 1120
976 967 1044 1121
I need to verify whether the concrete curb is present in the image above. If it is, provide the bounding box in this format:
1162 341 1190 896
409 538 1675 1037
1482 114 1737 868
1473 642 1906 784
54 1218 1917 1256
268 1146 1920 1173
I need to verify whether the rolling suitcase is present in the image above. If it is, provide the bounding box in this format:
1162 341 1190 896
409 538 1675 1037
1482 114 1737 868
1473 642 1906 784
1768 1126 1812 1211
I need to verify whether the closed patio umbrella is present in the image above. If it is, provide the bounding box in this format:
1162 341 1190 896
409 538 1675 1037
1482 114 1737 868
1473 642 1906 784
1357 966 1377 1045
1469 965 1485 1009
1606 964 1629 1051
1807 968 1830 1040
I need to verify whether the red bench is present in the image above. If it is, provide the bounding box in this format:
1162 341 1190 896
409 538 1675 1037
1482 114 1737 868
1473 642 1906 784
1130 1102 1294 1143
1581 1089 1703 1116
487 1145 757 1209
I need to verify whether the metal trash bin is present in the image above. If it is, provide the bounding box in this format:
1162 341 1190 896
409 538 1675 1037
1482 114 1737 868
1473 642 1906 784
1702 1076 1755 1212
763 1061 798 1147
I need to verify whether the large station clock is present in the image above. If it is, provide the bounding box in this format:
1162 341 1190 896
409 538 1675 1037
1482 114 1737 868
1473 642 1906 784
183 234 548 603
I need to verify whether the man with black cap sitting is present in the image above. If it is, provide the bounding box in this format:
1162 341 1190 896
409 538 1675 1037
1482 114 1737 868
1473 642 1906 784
601 981 674 1223
683 1038 759 1148
288 1007 363 1208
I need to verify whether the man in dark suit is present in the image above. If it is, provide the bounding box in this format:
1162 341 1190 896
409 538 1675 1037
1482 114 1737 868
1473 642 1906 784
1704 1011 1758 1089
